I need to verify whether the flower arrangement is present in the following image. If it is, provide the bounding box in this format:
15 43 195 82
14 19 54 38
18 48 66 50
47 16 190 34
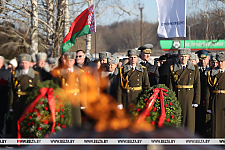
18 80 72 138
131 84 182 127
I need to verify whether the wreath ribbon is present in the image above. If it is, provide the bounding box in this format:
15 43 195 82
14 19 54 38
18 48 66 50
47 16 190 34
17 87 56 139
137 88 168 127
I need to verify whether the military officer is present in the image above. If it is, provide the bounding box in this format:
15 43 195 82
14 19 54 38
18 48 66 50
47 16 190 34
205 52 225 138
169 48 200 135
11 53 40 137
106 56 119 99
195 50 211 137
34 52 52 81
52 52 85 127
138 44 159 86
117 49 150 109
99 52 111 65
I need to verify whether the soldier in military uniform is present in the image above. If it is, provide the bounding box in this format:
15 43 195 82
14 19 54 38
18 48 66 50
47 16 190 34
209 53 218 69
11 54 40 137
52 52 85 127
205 52 225 138
117 49 150 109
169 48 200 135
34 52 52 81
195 50 211 137
106 56 119 99
138 44 159 86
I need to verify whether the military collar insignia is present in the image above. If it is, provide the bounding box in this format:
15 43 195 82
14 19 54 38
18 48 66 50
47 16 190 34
15 67 35 78
123 63 143 72
174 60 195 72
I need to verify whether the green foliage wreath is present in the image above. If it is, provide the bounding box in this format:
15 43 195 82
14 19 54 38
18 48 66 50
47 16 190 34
131 84 182 127
19 80 72 138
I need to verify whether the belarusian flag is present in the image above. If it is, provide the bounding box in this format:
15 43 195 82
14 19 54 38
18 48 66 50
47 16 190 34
62 4 96 53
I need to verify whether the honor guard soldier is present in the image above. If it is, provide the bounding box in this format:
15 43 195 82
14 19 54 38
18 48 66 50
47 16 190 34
195 50 211 136
138 44 159 86
205 52 225 138
169 48 200 135
209 53 218 69
117 49 150 109
34 53 52 81
11 53 40 137
52 52 85 127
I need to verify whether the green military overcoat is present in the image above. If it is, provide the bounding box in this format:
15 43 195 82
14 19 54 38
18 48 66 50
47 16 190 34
11 67 40 137
169 60 200 134
205 67 225 138
117 63 150 109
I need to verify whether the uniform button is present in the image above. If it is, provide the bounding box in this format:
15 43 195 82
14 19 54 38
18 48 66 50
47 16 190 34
138 75 139 76
190 78 191 80
137 84 139 86
127 90 130 93
65 83 68 86
137 79 139 81
29 80 32 82
18 95 20 97
18 89 21 91
29 84 33 87
128 85 129 87
18 84 21 86
189 89 190 90
178 89 180 92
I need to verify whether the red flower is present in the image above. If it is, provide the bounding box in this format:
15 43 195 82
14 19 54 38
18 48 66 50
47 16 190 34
171 115 174 119
38 126 41 131
170 103 173 106
29 116 32 119
44 107 48 110
61 125 66 128
165 104 168 107
157 97 159 99
34 109 38 112
151 121 155 125
39 101 43 104
166 119 170 122
43 120 48 124
29 110 33 113
28 122 31 126
57 123 60 126
44 96 47 98
147 113 151 116
153 107 157 112
37 113 40 117
60 104 63 107
55 95 59 99
60 115 64 118
61 109 64 112
164 93 167 96
56 109 60 112
144 98 148 101
136 108 141 112
32 122 35 125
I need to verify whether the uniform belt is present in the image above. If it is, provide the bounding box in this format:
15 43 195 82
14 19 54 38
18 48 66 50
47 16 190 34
175 85 193 88
213 90 225 93
126 86 142 91
16 91 30 95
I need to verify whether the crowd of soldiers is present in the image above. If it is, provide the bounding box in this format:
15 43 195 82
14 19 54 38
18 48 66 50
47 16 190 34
0 44 224 139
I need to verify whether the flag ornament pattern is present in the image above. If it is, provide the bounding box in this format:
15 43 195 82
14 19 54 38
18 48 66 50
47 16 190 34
62 4 96 53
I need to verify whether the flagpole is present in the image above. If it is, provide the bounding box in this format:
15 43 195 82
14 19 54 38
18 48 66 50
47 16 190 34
95 32 97 59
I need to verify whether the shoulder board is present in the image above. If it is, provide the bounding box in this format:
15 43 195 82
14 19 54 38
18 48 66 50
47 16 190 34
34 70 39 74
142 66 146 68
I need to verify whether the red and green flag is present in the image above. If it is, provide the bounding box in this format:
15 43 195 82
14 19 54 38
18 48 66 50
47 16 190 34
62 4 96 53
